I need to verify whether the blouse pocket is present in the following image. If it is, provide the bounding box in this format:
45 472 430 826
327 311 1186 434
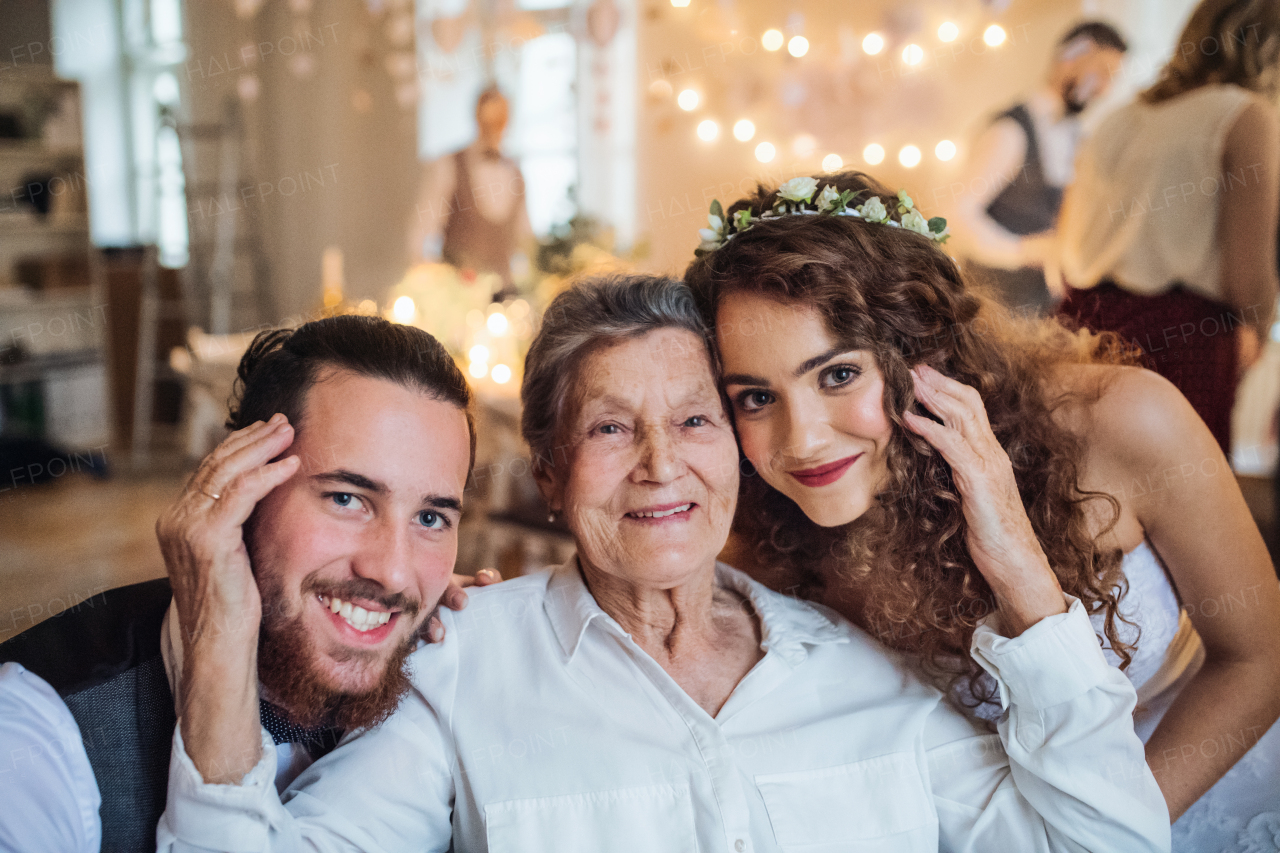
755 753 935 853
483 783 698 853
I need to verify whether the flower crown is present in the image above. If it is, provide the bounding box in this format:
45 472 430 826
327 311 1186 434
695 177 950 255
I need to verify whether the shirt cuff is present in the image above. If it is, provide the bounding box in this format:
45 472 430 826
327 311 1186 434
970 595 1108 711
165 723 278 849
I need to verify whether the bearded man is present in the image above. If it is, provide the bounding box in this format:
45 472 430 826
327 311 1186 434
0 315 496 852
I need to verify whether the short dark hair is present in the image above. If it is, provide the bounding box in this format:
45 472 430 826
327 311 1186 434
227 314 476 473
1059 20 1129 53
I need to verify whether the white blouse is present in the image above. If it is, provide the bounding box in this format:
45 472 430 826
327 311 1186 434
158 561 1170 853
1059 84 1256 301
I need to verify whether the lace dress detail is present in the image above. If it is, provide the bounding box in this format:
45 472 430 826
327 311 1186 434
1092 542 1279 853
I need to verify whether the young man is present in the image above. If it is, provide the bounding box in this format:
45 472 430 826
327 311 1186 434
0 314 492 851
956 21 1128 314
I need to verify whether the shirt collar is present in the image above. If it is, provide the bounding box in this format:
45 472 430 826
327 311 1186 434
543 555 848 665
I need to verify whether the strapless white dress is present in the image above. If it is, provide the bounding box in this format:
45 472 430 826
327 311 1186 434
1096 542 1280 853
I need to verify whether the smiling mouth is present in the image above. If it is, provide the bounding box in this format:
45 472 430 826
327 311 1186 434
788 454 862 487
626 503 694 519
318 594 393 633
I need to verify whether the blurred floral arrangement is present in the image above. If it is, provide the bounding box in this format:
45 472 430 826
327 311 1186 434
378 213 639 397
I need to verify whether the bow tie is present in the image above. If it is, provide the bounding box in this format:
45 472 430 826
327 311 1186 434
260 699 342 757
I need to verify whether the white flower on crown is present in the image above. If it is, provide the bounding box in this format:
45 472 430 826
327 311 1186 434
698 212 726 252
816 184 843 213
778 177 819 204
856 196 889 223
901 209 931 236
897 189 914 211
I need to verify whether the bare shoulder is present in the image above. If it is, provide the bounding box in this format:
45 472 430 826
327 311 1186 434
1051 363 1218 472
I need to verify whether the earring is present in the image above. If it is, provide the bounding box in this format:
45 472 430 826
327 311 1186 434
547 510 557 523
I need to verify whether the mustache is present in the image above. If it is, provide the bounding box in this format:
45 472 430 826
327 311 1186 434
306 578 421 616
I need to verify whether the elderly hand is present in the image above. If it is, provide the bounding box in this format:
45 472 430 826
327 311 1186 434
903 365 1066 635
155 413 299 783
422 569 504 643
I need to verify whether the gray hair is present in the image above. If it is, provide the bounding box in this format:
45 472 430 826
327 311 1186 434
520 274 712 472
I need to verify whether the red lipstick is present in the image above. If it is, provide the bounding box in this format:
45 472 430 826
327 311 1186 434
788 454 862 488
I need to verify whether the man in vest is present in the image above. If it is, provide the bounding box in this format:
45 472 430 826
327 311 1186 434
0 315 494 851
410 86 533 295
955 21 1128 314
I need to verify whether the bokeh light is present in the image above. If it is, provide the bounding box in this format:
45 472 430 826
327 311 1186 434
984 25 1007 47
822 153 843 171
899 145 922 168
862 32 884 55
863 143 885 165
938 22 959 43
733 119 756 141
697 119 719 141
762 29 784 52
755 141 776 162
935 140 957 161
677 89 699 111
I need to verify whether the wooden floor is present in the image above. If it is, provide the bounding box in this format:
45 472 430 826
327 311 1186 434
0 468 187 643
1 467 1275 645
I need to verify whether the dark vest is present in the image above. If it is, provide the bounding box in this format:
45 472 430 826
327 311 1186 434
985 103 1064 237
441 149 525 286
0 579 176 853
0 580 341 852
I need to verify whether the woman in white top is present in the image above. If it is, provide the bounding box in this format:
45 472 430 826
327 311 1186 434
1057 0 1280 456
684 168 1280 851
157 276 1170 852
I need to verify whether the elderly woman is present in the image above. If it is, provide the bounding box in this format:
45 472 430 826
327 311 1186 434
159 276 1169 852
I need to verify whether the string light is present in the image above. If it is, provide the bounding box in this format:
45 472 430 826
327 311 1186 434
983 24 1006 47
677 89 699 111
938 22 959 42
487 311 509 336
822 153 843 171
935 140 957 161
902 44 924 65
755 141 776 163
468 345 490 364
863 143 885 165
733 119 756 141
899 145 921 168
862 32 884 55
762 29 784 52
392 296 416 324
697 119 719 141
788 36 809 57
491 364 512 384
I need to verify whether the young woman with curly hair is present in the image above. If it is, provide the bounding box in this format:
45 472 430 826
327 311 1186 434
685 170 1280 847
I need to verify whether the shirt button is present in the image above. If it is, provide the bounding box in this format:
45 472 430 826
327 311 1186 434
734 840 745 852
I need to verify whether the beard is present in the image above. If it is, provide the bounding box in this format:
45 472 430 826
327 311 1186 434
251 551 422 732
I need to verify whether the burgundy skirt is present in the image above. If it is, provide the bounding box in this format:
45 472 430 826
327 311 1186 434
1057 282 1239 455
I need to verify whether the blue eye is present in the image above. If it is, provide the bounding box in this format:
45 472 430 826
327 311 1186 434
684 416 707 427
417 510 448 529
330 492 354 508
597 424 621 435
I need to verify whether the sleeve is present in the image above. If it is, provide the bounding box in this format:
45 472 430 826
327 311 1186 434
0 662 102 853
924 596 1171 853
407 156 457 261
156 689 456 853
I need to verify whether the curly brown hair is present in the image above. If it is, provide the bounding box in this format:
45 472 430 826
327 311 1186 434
685 171 1141 704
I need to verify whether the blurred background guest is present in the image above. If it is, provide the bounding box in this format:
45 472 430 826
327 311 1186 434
955 21 1128 314
408 85 532 296
1057 0 1280 457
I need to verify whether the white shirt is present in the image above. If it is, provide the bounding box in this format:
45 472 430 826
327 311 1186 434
0 662 102 853
158 561 1171 853
407 144 533 261
1059 85 1257 301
